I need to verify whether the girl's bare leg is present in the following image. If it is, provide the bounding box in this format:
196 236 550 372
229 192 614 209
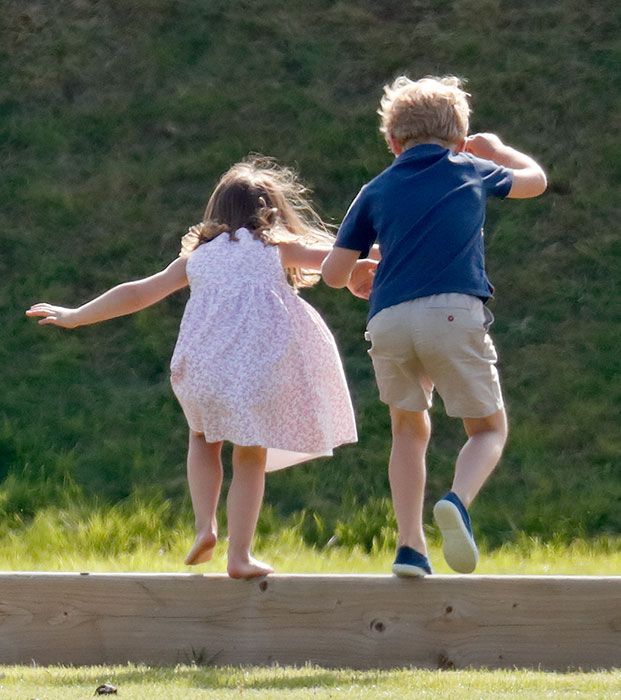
184 432 224 565
389 407 432 555
226 444 273 579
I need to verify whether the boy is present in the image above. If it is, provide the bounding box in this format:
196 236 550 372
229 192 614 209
322 76 546 576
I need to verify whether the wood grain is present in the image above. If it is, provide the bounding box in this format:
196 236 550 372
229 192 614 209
0 573 619 669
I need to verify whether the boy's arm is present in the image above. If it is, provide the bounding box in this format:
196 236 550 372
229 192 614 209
347 258 378 299
464 133 547 199
26 256 189 329
368 244 381 261
321 247 361 288
323 185 378 292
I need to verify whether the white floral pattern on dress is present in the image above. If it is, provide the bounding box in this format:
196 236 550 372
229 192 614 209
170 228 357 471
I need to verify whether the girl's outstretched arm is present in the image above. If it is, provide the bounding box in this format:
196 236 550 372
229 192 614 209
277 240 332 271
26 256 188 329
278 241 373 298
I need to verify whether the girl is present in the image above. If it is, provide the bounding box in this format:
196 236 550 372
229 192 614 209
27 156 358 579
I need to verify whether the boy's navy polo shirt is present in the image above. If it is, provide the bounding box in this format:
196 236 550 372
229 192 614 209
335 144 513 320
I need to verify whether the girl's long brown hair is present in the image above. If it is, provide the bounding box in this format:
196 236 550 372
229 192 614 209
180 156 334 288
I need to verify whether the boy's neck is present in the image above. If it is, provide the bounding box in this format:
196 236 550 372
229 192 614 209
390 136 461 157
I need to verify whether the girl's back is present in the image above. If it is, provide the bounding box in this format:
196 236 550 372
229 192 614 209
170 228 356 471
185 227 286 293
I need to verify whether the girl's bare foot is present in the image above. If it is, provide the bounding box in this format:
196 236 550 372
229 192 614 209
227 554 274 579
185 529 217 565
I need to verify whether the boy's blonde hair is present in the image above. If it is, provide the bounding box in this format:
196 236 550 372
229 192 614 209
379 75 471 150
181 156 334 289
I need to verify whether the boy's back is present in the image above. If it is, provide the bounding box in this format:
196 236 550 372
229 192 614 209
336 143 513 320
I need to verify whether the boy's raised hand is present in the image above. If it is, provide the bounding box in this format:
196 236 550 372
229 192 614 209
465 133 547 198
347 259 378 300
26 303 80 328
463 133 504 161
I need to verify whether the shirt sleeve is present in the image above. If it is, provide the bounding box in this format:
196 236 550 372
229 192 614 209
472 156 513 199
335 186 376 258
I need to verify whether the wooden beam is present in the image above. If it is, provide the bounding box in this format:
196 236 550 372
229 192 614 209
0 573 619 669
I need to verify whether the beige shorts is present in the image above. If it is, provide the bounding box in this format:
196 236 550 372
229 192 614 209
365 293 504 418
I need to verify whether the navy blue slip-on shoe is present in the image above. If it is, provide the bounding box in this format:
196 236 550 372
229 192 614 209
392 545 432 577
433 491 478 573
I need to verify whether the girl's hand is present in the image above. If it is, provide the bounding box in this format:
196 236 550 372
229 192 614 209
464 133 505 161
26 304 81 328
347 259 377 300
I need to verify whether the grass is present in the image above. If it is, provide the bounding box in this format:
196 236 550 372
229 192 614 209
0 665 619 699
0 502 618 575
1 0 620 548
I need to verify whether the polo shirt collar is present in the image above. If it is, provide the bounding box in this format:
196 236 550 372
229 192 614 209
394 143 449 164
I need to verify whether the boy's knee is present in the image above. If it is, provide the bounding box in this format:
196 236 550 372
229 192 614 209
491 408 508 443
390 407 431 442
464 408 508 444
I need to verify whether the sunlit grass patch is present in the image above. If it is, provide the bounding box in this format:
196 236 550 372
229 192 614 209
0 502 618 575
0 664 619 699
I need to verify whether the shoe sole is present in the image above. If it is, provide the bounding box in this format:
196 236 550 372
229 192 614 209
433 500 478 573
392 563 429 577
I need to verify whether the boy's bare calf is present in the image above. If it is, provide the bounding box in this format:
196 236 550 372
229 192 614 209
452 408 508 508
388 407 431 556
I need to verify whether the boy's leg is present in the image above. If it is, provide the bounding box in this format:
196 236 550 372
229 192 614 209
434 407 507 572
389 406 431 556
185 432 224 565
453 407 508 507
364 302 434 574
227 445 273 579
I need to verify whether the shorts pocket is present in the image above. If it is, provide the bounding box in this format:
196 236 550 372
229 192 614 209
483 305 495 331
427 306 484 334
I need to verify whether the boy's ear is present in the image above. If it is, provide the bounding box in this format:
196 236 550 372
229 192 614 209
388 134 403 156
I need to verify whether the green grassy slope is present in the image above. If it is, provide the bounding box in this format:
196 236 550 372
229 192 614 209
1 0 619 545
